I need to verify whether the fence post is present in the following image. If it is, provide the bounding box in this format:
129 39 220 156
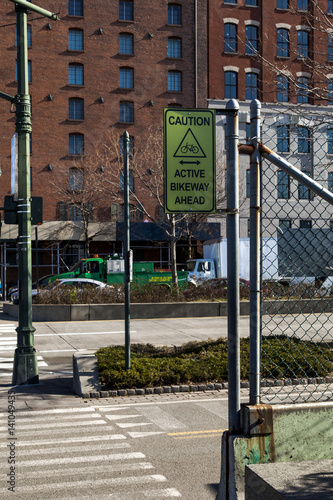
226 99 241 432
249 100 262 406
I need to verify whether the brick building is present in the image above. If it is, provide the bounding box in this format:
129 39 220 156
0 0 209 286
208 0 333 241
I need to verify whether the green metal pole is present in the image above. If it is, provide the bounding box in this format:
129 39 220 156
123 131 131 371
12 5 38 385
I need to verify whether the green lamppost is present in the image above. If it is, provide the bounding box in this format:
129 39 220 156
1 0 59 385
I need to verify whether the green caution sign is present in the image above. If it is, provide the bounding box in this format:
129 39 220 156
164 108 215 213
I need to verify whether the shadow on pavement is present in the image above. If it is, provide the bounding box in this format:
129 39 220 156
9 376 77 397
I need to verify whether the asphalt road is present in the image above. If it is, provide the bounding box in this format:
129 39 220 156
1 308 332 498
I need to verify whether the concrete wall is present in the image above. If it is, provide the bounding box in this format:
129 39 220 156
218 402 333 500
4 298 333 321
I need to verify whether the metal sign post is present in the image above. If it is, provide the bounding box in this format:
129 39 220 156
164 108 216 214
123 131 131 371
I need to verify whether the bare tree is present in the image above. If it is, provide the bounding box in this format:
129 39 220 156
92 126 222 287
48 157 108 258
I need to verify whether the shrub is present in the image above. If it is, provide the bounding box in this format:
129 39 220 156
96 336 333 390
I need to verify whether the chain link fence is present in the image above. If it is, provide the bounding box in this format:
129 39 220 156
258 105 333 404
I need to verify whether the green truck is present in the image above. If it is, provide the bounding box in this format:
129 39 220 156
48 255 188 289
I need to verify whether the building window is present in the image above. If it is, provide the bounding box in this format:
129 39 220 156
119 135 134 157
277 125 289 153
277 170 290 199
69 133 84 155
224 70 238 98
120 101 134 123
69 168 83 190
298 173 311 200
16 60 32 82
224 23 237 53
277 75 289 102
119 33 134 55
329 1 333 14
277 28 289 57
279 219 292 229
297 30 309 59
68 29 83 51
297 0 308 11
246 123 251 143
246 169 250 198
245 0 258 5
16 24 32 47
168 37 182 58
328 172 333 191
328 128 333 154
245 25 258 54
328 34 333 61
120 170 134 191
225 0 237 3
277 0 289 8
329 80 333 103
119 67 134 88
27 25 32 47
246 72 258 99
297 76 309 103
69 98 84 120
119 1 133 21
300 220 312 228
69 205 84 222
68 0 83 16
68 206 82 221
168 4 181 25
168 70 182 91
68 63 83 85
298 126 311 153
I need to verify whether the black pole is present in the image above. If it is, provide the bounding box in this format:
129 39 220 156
123 131 131 370
35 226 39 284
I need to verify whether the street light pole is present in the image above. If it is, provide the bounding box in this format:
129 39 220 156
11 4 38 385
3 0 59 385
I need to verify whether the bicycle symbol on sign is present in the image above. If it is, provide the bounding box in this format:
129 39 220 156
180 142 199 154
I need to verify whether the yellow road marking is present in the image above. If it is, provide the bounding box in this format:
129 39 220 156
167 429 225 436
171 433 223 440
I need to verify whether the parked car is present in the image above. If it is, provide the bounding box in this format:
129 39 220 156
10 278 110 304
8 274 54 302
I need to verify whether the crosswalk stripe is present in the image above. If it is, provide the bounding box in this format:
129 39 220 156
9 451 146 467
127 431 166 439
3 413 102 423
61 489 182 500
10 434 127 446
142 489 182 498
0 407 97 417
137 406 185 431
0 419 107 431
117 422 153 428
0 425 111 437
105 414 142 421
12 474 167 492
0 442 130 458
0 355 45 361
6 462 155 479
0 361 48 369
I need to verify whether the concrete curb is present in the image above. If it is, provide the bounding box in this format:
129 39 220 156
72 351 231 398
72 352 333 399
